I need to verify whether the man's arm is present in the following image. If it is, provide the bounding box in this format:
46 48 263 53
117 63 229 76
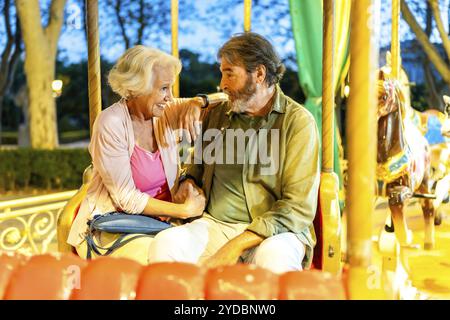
203 231 265 268
246 110 320 238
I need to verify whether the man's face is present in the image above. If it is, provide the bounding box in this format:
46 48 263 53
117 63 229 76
219 59 257 113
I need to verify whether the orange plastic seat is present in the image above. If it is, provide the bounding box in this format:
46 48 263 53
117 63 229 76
0 253 28 299
4 253 87 300
279 270 346 300
136 262 205 300
205 264 278 300
70 257 142 300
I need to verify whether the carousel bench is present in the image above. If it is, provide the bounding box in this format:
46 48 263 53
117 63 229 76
56 165 341 273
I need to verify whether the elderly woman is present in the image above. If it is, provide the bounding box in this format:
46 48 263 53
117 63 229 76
67 45 209 264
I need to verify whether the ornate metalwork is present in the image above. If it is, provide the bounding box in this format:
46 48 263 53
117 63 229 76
0 191 76 256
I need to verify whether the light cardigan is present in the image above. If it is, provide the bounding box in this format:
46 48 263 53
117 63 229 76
67 98 190 247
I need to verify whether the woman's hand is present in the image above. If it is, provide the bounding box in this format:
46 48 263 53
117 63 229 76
178 97 204 143
179 182 206 219
143 179 205 220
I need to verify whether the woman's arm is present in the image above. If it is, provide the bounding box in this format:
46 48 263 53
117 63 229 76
142 185 205 219
164 93 228 142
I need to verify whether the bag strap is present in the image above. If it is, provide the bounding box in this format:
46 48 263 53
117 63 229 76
84 213 155 259
85 232 152 259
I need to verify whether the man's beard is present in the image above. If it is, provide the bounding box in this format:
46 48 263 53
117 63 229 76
225 74 257 113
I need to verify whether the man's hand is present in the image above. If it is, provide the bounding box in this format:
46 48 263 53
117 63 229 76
202 231 265 269
180 184 206 219
172 179 206 219
203 242 243 269
174 178 202 203
178 97 204 143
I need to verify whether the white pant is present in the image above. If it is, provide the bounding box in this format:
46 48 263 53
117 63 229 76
148 214 305 274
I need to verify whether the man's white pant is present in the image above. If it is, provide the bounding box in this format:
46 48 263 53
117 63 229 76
148 214 305 274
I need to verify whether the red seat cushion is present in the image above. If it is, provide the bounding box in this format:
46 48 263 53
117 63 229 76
70 257 142 300
4 253 86 300
0 253 28 299
205 264 279 300
279 270 346 300
136 262 205 300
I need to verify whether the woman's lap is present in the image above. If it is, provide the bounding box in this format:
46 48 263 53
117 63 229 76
76 231 154 265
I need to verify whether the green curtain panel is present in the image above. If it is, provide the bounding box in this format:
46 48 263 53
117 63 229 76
289 0 351 188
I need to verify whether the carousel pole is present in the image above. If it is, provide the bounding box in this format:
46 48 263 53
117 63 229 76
58 0 101 253
320 0 342 275
171 0 179 98
391 0 400 78
322 0 335 174
346 0 381 299
244 0 252 32
86 0 102 134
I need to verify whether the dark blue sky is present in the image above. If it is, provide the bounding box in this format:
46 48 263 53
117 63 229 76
1 0 448 66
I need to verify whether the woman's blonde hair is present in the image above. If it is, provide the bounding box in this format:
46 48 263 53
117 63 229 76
108 45 182 99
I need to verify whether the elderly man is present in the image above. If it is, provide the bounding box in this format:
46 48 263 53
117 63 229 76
148 32 320 273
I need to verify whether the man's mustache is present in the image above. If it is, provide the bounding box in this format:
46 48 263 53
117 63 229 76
223 90 237 99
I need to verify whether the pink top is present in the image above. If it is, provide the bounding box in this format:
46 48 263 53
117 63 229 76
130 144 172 202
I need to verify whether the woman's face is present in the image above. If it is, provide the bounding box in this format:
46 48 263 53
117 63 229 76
134 65 176 119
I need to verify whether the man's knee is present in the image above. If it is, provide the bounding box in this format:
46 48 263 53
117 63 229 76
148 222 209 263
252 233 305 274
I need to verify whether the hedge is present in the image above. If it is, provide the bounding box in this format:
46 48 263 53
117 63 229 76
0 148 91 191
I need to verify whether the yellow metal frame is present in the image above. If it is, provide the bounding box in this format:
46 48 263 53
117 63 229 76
346 0 383 299
244 0 252 32
171 0 179 98
57 166 92 253
56 0 101 253
0 191 76 213
86 0 102 135
391 0 400 79
320 0 342 275
1 190 76 255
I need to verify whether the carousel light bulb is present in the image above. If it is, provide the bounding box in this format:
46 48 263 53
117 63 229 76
52 80 63 92
344 85 350 98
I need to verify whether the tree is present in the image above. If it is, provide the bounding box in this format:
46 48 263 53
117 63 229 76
179 49 221 97
401 0 450 87
101 0 194 51
15 0 66 149
0 0 22 143
422 0 443 109
204 0 291 40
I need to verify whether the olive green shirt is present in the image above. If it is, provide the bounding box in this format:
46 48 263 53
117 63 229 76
185 86 320 269
206 113 266 223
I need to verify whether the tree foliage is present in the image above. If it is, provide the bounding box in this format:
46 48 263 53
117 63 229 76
0 0 22 142
401 0 449 100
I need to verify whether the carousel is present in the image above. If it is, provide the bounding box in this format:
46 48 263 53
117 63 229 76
0 0 449 300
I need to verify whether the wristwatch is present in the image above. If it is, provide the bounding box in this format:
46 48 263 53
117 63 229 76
179 173 201 187
196 94 209 109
